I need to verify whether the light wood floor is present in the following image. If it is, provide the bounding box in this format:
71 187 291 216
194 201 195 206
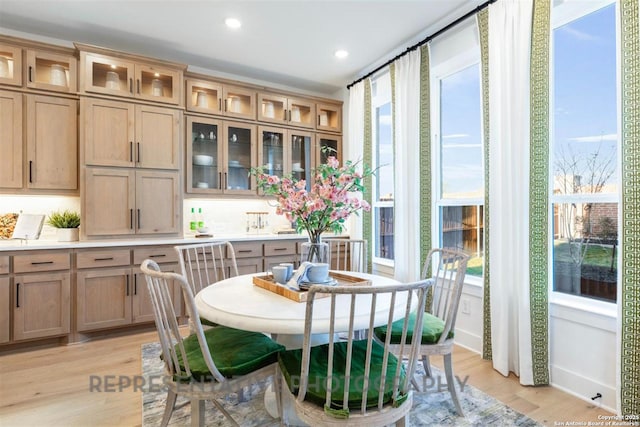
0 329 613 427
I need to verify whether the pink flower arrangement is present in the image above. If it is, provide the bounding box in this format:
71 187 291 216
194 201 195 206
251 156 373 243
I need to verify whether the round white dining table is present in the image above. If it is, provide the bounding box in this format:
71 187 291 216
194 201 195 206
194 270 403 348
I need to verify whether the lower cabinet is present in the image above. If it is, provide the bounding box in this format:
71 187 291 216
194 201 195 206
231 242 263 275
12 252 71 341
264 240 299 271
0 276 10 344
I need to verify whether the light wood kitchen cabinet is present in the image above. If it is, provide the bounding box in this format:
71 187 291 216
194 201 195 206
25 49 77 93
78 50 183 105
0 43 23 87
264 240 298 271
83 168 181 237
82 98 181 170
133 262 180 323
315 133 342 166
316 103 342 133
230 242 263 275
0 277 9 344
12 251 71 341
258 126 313 184
26 94 78 190
257 92 315 129
0 90 23 189
76 267 132 331
185 77 256 120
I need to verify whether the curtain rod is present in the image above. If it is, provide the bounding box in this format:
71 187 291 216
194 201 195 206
346 0 497 89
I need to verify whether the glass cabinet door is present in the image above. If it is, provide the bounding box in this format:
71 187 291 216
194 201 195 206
289 130 313 186
316 103 342 133
258 126 285 179
316 133 342 165
223 122 256 194
82 53 135 97
135 64 181 105
186 78 223 115
187 116 222 194
26 50 77 93
288 98 315 129
0 44 22 86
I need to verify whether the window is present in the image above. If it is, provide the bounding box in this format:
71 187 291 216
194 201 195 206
433 62 484 278
371 73 394 263
550 0 618 303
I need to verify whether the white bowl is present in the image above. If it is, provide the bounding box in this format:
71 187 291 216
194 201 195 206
196 182 209 188
193 155 214 166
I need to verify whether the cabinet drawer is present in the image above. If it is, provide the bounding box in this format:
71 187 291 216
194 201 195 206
13 252 70 273
0 256 9 274
133 246 179 265
231 242 262 259
264 241 297 257
77 250 131 269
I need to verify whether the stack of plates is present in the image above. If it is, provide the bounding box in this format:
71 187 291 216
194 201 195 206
298 277 338 290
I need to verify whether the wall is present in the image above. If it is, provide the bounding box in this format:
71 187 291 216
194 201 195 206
0 195 80 240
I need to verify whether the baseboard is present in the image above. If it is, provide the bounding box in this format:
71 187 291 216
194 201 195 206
550 364 617 413
454 328 482 353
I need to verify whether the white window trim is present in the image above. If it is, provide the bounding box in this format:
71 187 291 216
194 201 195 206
548 0 619 309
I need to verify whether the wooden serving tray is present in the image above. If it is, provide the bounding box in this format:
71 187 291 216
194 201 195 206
252 271 372 303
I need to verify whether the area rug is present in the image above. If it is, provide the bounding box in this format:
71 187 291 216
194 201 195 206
141 342 542 426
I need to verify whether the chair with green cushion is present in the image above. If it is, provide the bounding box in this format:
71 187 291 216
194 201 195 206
141 259 285 427
374 247 469 416
275 278 432 426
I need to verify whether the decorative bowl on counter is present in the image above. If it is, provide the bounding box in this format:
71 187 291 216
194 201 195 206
193 154 214 166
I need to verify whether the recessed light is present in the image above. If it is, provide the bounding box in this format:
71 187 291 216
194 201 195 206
225 18 241 29
335 50 349 59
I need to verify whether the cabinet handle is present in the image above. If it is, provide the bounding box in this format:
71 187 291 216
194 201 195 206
219 98 222 111
130 141 134 162
28 161 33 183
129 78 133 94
130 209 134 229
318 115 321 126
149 254 166 258
134 274 137 295
224 172 228 189
31 261 54 265
218 172 222 190
137 209 141 229
16 283 20 308
28 66 33 83
94 257 114 261
136 142 141 163
273 247 287 251
126 275 129 296
137 79 141 94
238 250 253 253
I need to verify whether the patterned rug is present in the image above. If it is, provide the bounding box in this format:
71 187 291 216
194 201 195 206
141 343 542 426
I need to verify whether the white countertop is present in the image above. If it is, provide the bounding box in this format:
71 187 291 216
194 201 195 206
0 232 311 252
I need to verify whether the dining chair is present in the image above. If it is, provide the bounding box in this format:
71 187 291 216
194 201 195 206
324 238 368 273
175 241 239 295
373 247 470 416
275 278 432 426
140 259 285 427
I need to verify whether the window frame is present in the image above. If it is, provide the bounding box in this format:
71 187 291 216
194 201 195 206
548 0 620 309
431 48 484 286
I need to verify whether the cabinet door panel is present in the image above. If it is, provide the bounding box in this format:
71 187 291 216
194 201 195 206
76 268 131 331
136 105 180 170
0 44 22 86
84 168 135 236
26 49 77 93
82 98 135 167
0 277 9 343
13 272 70 340
0 90 22 188
26 95 78 190
135 170 180 234
133 263 181 323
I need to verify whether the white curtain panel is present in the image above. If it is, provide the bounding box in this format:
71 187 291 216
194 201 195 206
347 81 366 240
487 0 536 384
392 49 422 282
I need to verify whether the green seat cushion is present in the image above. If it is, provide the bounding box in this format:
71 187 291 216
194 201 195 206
175 326 285 381
278 340 406 410
373 312 454 345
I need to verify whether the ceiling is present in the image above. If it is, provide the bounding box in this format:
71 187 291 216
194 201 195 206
0 0 483 95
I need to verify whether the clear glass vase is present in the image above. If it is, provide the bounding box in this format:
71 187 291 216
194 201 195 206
300 237 329 264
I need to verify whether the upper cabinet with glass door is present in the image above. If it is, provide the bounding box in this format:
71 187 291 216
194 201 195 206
257 92 315 129
316 103 342 133
186 76 256 120
0 43 22 87
1 38 77 94
315 133 342 165
77 44 184 105
223 121 257 195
